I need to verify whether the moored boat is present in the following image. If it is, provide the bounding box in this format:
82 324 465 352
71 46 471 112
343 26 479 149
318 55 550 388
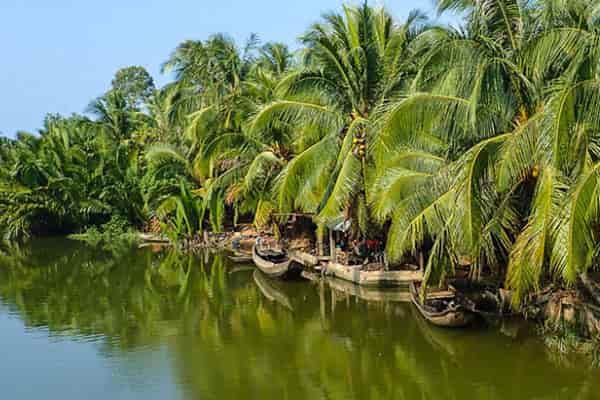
252 245 300 279
227 251 253 263
410 282 474 328
138 233 170 244
324 262 423 287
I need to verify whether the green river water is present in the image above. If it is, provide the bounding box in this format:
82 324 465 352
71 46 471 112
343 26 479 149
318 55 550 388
0 238 597 399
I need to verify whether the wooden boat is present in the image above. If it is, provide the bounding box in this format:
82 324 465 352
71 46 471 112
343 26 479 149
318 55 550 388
300 270 322 282
227 251 253 263
410 282 474 328
252 245 300 279
253 270 294 311
138 242 170 250
288 250 320 268
324 262 423 287
448 279 516 318
138 233 170 244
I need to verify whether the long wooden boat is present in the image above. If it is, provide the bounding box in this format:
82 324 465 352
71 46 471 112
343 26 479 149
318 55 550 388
324 262 423 287
448 279 516 318
227 251 253 263
138 233 170 244
289 250 320 268
252 245 299 279
410 283 474 328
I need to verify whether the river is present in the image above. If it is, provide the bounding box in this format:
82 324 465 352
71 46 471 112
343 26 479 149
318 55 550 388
0 238 597 399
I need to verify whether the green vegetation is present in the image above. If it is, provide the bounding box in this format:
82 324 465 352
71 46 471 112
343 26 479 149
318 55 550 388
68 215 139 248
4 0 600 307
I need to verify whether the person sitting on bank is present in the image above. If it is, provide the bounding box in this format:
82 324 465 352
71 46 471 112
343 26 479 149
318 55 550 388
350 239 368 265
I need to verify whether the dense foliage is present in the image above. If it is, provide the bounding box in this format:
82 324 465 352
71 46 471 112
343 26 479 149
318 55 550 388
4 0 600 305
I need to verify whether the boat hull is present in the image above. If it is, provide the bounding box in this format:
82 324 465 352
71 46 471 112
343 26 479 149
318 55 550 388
325 262 422 287
228 251 253 263
252 246 299 279
410 283 474 328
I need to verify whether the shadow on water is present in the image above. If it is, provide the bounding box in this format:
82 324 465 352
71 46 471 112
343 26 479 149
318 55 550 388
0 238 598 400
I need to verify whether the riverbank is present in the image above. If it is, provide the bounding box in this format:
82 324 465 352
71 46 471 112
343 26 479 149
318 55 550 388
134 226 600 359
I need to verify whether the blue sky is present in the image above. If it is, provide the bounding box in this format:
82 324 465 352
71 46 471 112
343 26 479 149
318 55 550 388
0 0 458 137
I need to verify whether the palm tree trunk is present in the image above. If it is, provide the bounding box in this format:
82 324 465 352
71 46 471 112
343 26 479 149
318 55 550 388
358 152 374 239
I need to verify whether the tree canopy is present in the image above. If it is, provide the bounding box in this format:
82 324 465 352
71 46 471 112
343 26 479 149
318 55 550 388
4 0 600 306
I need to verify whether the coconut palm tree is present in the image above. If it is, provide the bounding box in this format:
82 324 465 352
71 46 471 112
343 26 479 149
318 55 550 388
374 0 600 304
151 36 296 232
372 0 534 281
252 3 428 239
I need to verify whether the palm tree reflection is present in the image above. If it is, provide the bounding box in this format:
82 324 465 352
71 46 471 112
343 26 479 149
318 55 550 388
0 240 595 399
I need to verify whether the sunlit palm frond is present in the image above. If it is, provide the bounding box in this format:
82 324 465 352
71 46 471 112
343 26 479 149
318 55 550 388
506 167 560 307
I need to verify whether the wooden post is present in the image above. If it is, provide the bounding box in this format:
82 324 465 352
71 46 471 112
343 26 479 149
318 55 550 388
329 229 336 261
317 227 324 257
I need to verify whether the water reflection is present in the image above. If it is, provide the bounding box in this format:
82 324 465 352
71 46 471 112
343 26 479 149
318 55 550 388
253 270 294 311
0 239 597 400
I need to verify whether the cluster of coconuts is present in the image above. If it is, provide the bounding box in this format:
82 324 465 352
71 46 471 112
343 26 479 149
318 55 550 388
352 131 367 159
